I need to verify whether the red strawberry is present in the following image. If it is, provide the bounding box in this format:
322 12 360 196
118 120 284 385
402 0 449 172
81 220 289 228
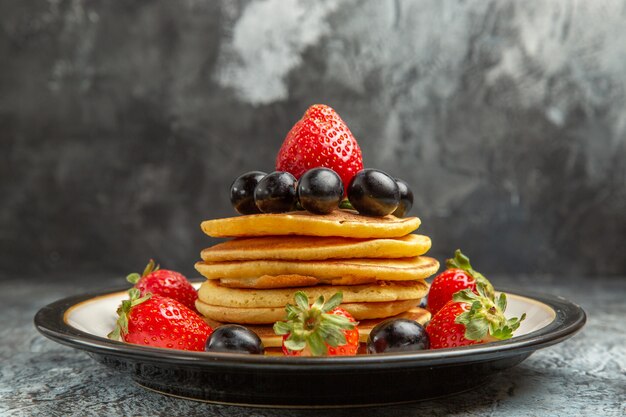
126 260 198 311
427 250 495 315
427 284 526 349
273 291 359 356
108 290 213 351
276 104 363 193
426 302 480 349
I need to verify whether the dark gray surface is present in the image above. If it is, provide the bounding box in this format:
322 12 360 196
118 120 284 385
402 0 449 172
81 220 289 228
2 275 625 416
1 0 626 278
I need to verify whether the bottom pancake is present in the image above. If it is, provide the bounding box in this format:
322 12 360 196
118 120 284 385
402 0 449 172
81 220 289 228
202 307 431 348
196 298 421 324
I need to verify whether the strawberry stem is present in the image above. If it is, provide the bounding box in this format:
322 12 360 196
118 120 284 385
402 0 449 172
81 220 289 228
273 291 356 356
141 259 159 277
107 288 152 340
446 250 495 299
126 273 141 284
339 199 354 210
126 259 160 285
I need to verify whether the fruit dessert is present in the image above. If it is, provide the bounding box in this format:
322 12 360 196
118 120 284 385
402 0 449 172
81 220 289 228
193 104 442 353
109 104 525 356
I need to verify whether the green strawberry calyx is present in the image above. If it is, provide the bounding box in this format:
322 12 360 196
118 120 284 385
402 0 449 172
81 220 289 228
107 288 152 341
446 249 495 299
126 259 160 284
273 291 356 356
338 199 354 210
452 283 526 341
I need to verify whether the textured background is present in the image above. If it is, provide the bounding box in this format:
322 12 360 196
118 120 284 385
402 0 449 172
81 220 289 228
1 0 625 279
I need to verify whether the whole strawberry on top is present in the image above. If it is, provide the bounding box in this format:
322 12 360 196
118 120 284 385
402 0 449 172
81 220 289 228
427 283 526 349
127 259 198 311
427 250 495 315
273 291 359 356
108 290 213 351
276 104 363 193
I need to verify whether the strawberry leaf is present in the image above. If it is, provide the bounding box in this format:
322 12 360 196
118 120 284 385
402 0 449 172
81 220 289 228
462 317 490 340
126 273 141 285
323 292 343 312
310 295 325 311
294 291 309 311
308 332 327 356
453 289 480 304
497 293 507 311
284 338 306 351
491 326 513 340
285 303 300 319
273 321 291 335
321 327 347 347
321 312 353 329
446 250 495 299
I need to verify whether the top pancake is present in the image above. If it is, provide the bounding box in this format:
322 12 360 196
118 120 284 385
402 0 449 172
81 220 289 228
201 234 431 262
200 210 420 238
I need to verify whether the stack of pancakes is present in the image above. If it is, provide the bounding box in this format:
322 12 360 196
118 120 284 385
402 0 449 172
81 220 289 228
194 210 439 349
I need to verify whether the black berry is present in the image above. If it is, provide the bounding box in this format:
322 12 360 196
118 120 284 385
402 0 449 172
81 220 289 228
205 325 264 354
297 168 344 214
347 169 400 216
392 178 414 217
230 171 267 215
366 319 430 354
254 171 298 213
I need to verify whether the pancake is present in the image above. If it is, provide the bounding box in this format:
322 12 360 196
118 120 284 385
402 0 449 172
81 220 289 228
200 210 420 238
195 256 439 282
201 234 431 262
218 274 379 289
202 307 431 347
195 299 421 324
197 279 429 308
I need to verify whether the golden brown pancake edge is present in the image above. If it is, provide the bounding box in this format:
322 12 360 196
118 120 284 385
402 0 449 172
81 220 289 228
201 234 431 262
200 210 421 238
195 256 439 282
196 279 429 307
196 299 422 324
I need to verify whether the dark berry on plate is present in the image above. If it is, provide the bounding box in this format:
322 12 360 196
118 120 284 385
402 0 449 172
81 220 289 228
230 171 267 214
297 168 344 214
366 318 430 354
392 178 414 217
347 169 400 216
205 325 264 354
254 171 298 213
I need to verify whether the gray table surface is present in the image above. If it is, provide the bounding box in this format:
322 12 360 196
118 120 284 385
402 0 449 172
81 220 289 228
1 274 624 417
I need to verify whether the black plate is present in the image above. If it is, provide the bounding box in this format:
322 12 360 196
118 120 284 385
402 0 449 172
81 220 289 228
34 286 585 408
